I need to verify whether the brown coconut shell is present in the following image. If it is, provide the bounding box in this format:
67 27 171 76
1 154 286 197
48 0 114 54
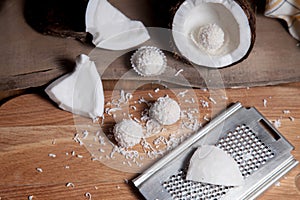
24 0 89 42
151 0 256 68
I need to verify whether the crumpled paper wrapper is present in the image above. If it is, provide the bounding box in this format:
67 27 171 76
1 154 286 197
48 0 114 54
265 0 300 41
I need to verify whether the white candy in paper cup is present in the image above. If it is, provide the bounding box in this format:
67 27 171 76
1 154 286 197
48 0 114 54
130 46 167 77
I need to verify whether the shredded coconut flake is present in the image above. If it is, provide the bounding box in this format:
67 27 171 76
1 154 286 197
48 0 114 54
82 130 89 139
175 69 184 76
99 148 105 153
208 97 217 104
133 117 141 123
138 97 151 106
178 90 188 97
203 115 210 121
200 100 209 108
289 116 295 122
77 154 83 158
263 99 268 107
273 119 281 128
130 105 137 110
105 107 122 116
36 168 43 173
85 192 92 200
66 182 75 188
73 133 84 145
221 96 228 100
48 153 56 158
52 139 56 145
274 181 281 187
28 196 33 200
154 88 160 93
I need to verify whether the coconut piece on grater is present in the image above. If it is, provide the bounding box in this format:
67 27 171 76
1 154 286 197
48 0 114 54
186 145 244 186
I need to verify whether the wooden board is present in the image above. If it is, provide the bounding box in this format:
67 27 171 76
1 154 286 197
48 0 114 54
0 0 300 93
0 83 300 199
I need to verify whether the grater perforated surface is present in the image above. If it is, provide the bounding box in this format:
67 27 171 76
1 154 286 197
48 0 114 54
133 103 298 200
163 124 275 200
163 170 232 200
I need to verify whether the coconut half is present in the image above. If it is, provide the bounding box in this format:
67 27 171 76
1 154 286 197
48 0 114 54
45 54 104 120
172 0 255 68
85 0 150 50
186 145 244 186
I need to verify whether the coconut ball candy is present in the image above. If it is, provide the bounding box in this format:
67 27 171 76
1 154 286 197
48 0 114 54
191 23 225 54
149 96 181 125
131 46 167 76
113 119 144 148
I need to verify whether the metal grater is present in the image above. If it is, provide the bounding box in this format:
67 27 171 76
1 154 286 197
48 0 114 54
133 102 298 200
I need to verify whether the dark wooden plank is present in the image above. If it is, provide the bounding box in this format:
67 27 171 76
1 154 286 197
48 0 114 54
0 0 299 92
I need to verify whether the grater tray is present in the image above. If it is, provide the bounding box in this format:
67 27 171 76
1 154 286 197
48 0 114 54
133 102 298 200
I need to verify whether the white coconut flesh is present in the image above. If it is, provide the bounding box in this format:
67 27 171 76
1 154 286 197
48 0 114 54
172 0 251 68
85 0 150 50
186 145 244 186
45 54 104 120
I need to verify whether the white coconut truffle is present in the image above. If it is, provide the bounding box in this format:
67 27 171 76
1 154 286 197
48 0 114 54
191 23 225 53
113 119 144 148
149 96 181 125
131 46 167 76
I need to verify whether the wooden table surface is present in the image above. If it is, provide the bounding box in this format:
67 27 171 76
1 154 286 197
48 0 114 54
0 82 300 200
1 0 300 101
1 0 300 199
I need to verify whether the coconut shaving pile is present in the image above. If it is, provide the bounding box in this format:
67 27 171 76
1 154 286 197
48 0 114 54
69 88 214 171
68 86 298 173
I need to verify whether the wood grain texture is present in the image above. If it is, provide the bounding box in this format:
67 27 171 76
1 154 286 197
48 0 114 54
0 0 300 94
0 83 300 199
